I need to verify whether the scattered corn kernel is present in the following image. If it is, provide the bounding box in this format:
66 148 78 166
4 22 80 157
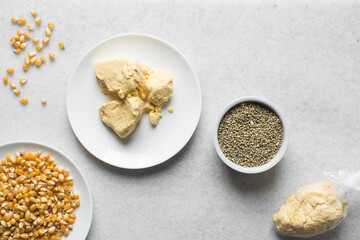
3 76 8 84
14 49 21 54
11 17 19 23
59 42 65 49
40 56 46 63
24 32 31 39
41 98 47 104
27 25 35 31
18 18 26 25
23 64 29 71
13 34 20 41
20 98 28 104
14 41 20 49
45 28 52 37
36 44 43 51
20 35 25 43
7 69 14 74
17 30 24 35
29 57 36 65
20 42 27 49
35 59 42 67
42 37 49 45
32 37 39 43
24 56 30 65
31 9 37 16
9 82 16 88
48 22 54 30
28 52 36 58
35 17 41 25
13 89 21 95
49 52 55 60
19 78 27 85
10 38 15 45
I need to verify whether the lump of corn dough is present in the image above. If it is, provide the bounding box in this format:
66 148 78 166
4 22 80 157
144 103 163 126
146 70 173 106
273 182 348 238
136 64 151 101
99 94 143 138
94 59 141 99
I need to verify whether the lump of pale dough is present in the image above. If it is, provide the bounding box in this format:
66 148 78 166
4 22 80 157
144 103 163 126
273 182 348 238
94 59 141 99
99 95 143 138
146 70 173 106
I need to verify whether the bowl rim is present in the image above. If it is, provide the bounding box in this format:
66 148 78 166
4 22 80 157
213 96 288 174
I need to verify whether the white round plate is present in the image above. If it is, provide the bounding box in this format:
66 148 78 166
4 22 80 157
0 141 93 239
67 33 202 169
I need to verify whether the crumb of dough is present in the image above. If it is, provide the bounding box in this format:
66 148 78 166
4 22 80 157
168 108 174 113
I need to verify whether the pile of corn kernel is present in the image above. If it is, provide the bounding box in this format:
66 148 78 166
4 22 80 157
4 9 65 105
0 151 79 239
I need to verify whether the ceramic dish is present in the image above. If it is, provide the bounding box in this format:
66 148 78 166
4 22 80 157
67 33 202 169
214 96 288 174
0 141 93 239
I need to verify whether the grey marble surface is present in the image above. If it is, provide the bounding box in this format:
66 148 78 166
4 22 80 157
1 0 360 239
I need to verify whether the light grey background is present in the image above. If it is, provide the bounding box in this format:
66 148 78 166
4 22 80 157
0 0 359 239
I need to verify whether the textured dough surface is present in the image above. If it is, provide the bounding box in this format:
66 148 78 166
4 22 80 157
146 70 173 106
99 95 143 138
94 59 142 99
273 182 348 238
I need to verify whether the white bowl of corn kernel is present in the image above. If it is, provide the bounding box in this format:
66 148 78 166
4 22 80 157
214 96 288 174
0 141 93 239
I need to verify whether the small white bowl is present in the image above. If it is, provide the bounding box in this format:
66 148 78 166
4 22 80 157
214 96 288 174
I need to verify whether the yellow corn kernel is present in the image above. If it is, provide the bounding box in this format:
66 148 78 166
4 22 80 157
28 52 36 58
49 52 55 60
20 78 27 85
48 22 54 30
31 9 37 16
24 32 31 39
45 28 52 37
41 98 47 105
13 89 21 95
20 42 27 49
11 17 19 23
27 25 35 31
10 38 15 45
20 35 25 43
35 59 42 67
24 56 30 65
40 56 46 62
3 77 8 84
13 34 20 41
42 37 49 45
7 69 14 74
59 42 65 49
32 37 39 43
17 30 24 35
14 41 20 49
18 18 26 25
35 17 41 25
14 49 21 54
36 44 43 51
23 64 29 71
9 82 16 88
29 57 36 65
20 98 28 104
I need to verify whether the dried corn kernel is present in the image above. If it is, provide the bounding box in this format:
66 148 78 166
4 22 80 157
41 98 47 104
28 52 36 58
20 35 25 43
13 89 21 95
3 76 8 84
9 82 16 88
10 38 15 45
48 22 54 30
27 25 35 31
29 57 36 65
20 42 27 49
14 41 20 49
59 42 65 49
24 32 31 39
18 18 26 25
42 37 49 45
36 44 43 51
32 37 39 43
20 98 28 104
19 78 27 85
40 56 46 62
35 17 41 25
49 52 55 60
13 34 20 41
35 59 42 67
7 69 14 74
23 64 29 71
31 9 37 16
45 28 52 37
24 56 30 65
14 49 21 54
17 30 24 35
11 17 19 23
